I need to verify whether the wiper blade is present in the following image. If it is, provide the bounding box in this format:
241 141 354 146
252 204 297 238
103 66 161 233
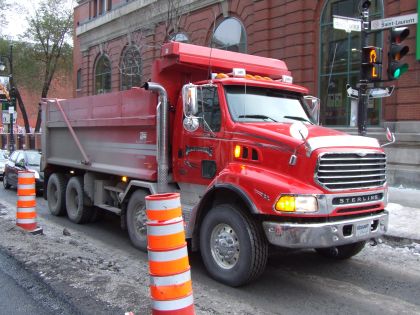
283 115 313 124
238 114 277 122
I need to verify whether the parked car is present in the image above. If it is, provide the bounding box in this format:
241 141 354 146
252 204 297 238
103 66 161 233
0 150 9 181
3 150 44 193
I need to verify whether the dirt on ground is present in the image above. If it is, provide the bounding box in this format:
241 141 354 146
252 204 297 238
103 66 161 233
0 200 263 315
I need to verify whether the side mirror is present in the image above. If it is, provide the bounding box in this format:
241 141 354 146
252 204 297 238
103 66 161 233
183 116 200 132
304 95 320 125
182 84 198 117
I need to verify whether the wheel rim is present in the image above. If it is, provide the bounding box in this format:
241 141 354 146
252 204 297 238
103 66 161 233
134 205 147 241
210 223 240 269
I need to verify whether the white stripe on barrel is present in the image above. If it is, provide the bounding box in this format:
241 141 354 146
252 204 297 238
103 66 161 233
151 293 194 311
148 245 188 262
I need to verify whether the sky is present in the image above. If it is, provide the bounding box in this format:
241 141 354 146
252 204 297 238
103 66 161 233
3 0 76 40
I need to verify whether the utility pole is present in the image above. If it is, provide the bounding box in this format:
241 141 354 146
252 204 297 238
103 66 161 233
357 1 371 136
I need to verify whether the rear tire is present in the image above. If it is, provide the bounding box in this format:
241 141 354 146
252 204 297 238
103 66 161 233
126 190 148 251
315 241 366 260
47 173 67 216
200 204 268 287
65 176 92 224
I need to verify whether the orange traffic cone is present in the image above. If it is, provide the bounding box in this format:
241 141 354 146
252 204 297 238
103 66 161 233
16 171 42 234
146 193 195 315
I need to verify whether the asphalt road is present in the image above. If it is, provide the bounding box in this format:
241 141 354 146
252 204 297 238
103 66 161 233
1 185 420 314
0 249 76 315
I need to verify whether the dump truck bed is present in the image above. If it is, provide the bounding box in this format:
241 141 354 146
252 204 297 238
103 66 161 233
41 88 159 181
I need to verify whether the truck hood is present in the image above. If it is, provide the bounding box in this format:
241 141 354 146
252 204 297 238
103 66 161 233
233 123 381 153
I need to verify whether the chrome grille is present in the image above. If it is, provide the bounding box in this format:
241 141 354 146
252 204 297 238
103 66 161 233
316 152 386 190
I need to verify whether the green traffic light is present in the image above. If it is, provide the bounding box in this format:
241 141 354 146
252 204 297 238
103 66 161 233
393 68 401 78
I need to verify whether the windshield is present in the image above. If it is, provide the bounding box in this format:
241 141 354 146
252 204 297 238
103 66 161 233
225 86 312 124
27 152 41 166
0 150 8 161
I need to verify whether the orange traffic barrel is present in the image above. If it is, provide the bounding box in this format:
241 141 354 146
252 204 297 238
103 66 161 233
146 193 195 315
151 293 195 315
146 193 182 222
148 244 190 276
147 218 186 251
16 171 42 234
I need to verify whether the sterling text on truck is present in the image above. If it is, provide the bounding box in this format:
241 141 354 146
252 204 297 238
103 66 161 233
41 42 389 287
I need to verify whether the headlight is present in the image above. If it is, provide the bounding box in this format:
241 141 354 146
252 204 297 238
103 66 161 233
275 195 318 213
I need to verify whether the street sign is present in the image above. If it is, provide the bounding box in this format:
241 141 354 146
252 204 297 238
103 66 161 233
369 86 395 98
346 84 359 98
333 15 361 32
346 85 394 99
371 13 418 31
2 111 16 124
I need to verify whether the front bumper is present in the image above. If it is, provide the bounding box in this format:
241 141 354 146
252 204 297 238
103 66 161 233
263 211 388 249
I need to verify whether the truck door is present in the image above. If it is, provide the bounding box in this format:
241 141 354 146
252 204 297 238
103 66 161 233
175 85 223 185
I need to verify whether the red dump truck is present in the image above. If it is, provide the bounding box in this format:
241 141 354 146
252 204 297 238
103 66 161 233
42 42 389 286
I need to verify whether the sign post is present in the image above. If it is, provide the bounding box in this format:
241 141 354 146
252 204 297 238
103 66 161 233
334 2 417 136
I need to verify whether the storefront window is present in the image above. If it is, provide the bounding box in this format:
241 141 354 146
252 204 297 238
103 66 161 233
95 55 111 94
319 0 383 126
120 46 142 91
212 17 247 53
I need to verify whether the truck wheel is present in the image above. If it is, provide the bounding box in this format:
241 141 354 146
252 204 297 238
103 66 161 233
315 241 366 260
65 176 91 224
127 190 148 251
200 204 268 287
47 173 67 216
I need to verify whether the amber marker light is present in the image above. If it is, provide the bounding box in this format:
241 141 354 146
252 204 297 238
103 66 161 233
275 195 296 212
122 176 128 183
234 145 242 158
275 195 318 213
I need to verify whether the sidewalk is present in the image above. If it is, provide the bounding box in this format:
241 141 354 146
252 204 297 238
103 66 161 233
386 187 420 244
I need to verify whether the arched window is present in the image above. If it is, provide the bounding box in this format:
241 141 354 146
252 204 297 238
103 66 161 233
212 17 247 53
169 32 189 43
95 55 111 94
319 0 383 126
121 46 142 91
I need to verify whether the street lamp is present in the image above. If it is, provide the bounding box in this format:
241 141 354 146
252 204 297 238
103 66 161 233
0 44 15 153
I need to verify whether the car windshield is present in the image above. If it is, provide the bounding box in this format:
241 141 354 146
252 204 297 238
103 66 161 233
0 150 8 161
27 152 41 166
224 85 312 124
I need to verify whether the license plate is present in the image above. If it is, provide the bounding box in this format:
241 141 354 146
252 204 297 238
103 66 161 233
355 223 370 237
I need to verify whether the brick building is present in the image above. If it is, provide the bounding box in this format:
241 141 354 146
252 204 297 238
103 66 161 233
73 0 420 188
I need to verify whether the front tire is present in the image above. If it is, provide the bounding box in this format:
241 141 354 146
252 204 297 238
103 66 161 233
47 173 67 216
126 190 148 251
315 241 366 260
65 176 92 224
3 172 10 189
200 204 268 287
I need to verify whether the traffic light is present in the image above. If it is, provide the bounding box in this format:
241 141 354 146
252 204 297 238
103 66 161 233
9 87 16 109
362 46 382 81
388 27 409 80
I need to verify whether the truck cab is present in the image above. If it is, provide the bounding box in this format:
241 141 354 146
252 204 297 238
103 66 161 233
169 67 388 286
